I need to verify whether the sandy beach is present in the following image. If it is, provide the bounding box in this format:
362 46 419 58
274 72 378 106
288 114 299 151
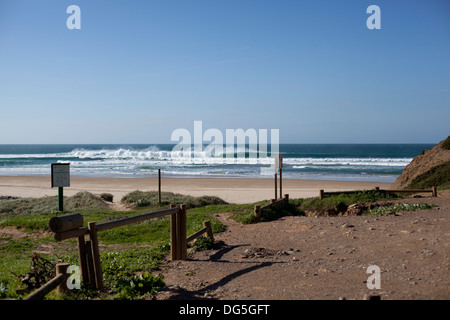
0 175 392 204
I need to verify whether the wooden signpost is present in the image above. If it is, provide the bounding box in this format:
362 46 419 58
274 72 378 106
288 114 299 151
274 154 283 200
279 154 283 199
158 168 161 205
51 163 70 212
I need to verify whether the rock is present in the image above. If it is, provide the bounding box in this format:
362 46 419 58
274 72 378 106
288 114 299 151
344 204 364 216
0 196 20 200
341 223 355 228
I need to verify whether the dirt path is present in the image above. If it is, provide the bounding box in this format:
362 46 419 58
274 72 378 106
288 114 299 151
157 191 450 300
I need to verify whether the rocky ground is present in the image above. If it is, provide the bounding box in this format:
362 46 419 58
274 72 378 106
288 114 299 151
157 191 450 300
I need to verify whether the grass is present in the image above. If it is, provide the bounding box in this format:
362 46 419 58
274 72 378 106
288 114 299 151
294 190 400 216
406 161 450 190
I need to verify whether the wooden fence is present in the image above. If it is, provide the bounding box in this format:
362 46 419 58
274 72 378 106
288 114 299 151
47 204 213 292
319 186 438 200
254 194 289 221
24 263 70 300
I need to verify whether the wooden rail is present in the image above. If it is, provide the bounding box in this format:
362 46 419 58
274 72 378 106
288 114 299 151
48 204 198 291
319 186 437 200
186 221 214 243
24 263 70 300
254 194 289 221
53 207 180 241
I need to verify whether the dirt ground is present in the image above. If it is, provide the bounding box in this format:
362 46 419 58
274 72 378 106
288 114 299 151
157 191 450 300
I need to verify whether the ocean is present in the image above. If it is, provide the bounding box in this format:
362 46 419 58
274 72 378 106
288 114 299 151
0 144 433 183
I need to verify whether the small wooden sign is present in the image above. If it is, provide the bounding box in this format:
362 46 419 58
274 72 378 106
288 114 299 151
274 154 283 172
51 163 70 188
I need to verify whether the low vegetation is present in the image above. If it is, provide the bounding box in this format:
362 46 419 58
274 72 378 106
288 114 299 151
366 202 435 215
294 190 400 216
406 161 450 190
0 191 109 230
121 190 228 209
230 200 304 224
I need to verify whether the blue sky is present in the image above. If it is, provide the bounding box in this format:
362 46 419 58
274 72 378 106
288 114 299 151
0 0 449 144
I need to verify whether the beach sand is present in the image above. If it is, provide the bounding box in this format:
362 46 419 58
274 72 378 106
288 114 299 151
0 175 392 204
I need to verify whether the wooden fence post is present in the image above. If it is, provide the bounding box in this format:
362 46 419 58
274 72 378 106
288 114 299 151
319 189 324 200
158 169 162 204
84 240 95 286
178 204 187 260
56 263 70 295
284 194 289 202
432 186 437 197
88 222 103 290
254 205 261 221
274 173 277 201
49 213 83 233
279 167 282 200
77 235 88 285
203 221 214 241
170 204 178 260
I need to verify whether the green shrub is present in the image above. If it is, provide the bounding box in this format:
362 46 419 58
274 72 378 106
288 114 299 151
112 273 165 300
100 193 114 202
192 236 215 250
260 201 304 222
135 199 151 207
299 190 399 216
441 136 450 150
121 190 228 209
64 191 110 211
230 200 304 224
